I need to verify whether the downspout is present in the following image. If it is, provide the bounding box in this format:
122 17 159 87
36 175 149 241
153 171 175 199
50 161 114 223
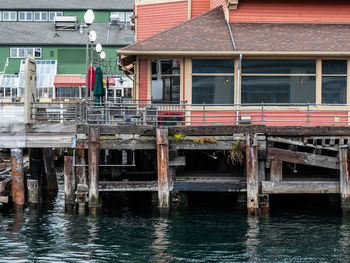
226 21 241 125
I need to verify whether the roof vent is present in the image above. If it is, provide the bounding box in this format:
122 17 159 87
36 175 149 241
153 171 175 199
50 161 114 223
54 16 78 31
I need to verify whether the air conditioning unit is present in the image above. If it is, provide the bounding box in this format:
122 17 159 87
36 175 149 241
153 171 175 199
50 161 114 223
110 13 120 25
54 16 78 31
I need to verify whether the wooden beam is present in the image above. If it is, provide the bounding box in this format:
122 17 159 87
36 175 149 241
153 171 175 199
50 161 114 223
99 181 158 192
266 126 350 136
27 179 39 208
270 160 282 182
262 181 340 194
339 146 350 216
88 127 100 209
64 156 75 209
268 148 339 170
169 156 186 166
43 148 58 192
11 148 25 210
246 134 259 216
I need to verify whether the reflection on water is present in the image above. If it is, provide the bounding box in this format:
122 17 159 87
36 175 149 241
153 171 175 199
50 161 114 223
1 182 350 262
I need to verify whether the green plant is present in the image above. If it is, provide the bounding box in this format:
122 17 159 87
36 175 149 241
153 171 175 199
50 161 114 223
192 137 218 144
226 139 245 166
174 134 185 141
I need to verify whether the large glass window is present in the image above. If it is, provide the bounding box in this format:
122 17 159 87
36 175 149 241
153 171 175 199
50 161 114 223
322 60 347 104
241 60 316 104
49 11 63 21
19 11 33 21
152 59 180 103
34 12 48 21
192 59 235 104
10 47 42 58
3 11 17 21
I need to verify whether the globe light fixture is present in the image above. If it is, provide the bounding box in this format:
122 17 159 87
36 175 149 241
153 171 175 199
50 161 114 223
89 30 97 42
100 51 106 60
84 9 95 25
96 43 102 53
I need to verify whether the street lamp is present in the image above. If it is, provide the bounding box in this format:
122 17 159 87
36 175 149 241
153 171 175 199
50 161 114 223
100 51 106 60
84 9 95 101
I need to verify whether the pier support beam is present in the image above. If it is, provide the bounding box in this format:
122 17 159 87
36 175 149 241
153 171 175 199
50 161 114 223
156 128 171 215
64 156 75 210
75 146 87 185
27 179 39 209
270 160 282 182
246 134 259 216
339 146 350 216
11 149 25 210
43 148 58 192
88 127 100 209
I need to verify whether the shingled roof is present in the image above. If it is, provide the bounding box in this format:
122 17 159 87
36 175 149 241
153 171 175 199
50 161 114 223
120 6 350 54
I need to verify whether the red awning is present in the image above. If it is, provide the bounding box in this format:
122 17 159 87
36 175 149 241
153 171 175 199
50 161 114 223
54 75 115 87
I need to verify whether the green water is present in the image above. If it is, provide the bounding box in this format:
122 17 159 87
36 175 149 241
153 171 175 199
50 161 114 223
1 182 350 262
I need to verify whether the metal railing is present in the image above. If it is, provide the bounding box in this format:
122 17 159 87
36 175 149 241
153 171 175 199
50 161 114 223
3 101 350 126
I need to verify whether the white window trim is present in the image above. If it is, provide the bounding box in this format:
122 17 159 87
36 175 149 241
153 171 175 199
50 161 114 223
3 11 17 21
18 11 33 21
34 11 48 21
10 47 42 58
0 11 2 21
49 11 63 21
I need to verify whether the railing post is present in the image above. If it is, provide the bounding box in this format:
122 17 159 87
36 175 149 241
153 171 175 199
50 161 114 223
307 101 310 126
261 102 264 125
202 102 205 125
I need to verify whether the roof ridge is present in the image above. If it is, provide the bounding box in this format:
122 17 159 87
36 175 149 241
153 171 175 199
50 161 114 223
121 6 225 51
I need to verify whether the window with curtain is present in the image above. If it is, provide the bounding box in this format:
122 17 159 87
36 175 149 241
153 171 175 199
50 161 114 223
322 60 347 104
241 60 316 104
151 59 180 103
192 59 235 104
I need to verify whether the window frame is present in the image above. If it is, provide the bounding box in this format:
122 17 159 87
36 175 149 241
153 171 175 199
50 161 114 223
34 11 48 21
3 11 17 21
10 47 42 58
18 11 33 21
49 11 63 21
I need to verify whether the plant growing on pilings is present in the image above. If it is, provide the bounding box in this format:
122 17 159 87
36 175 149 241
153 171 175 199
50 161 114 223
192 137 218 144
174 134 185 141
226 138 245 166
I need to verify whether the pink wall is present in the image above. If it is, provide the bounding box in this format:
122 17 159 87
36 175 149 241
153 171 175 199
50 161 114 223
210 0 226 9
139 59 148 101
136 1 188 41
192 0 210 17
230 0 350 23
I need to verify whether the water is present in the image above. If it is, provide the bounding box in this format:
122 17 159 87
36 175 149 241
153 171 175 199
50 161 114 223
1 183 350 263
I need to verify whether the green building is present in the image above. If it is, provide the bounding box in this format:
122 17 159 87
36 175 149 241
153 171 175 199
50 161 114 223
0 0 134 100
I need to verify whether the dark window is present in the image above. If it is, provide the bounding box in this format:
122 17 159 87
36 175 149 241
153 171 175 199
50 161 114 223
322 60 347 75
242 60 316 74
192 59 235 74
322 60 347 104
192 76 234 104
242 76 316 104
151 59 180 103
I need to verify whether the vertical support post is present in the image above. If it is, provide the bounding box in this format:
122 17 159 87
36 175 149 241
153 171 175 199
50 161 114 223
246 134 259 216
261 102 264 124
88 126 100 209
339 146 350 216
306 101 310 126
270 159 282 182
43 148 58 192
27 179 39 209
156 128 171 215
29 148 43 203
75 147 87 185
64 156 75 210
202 103 205 125
11 149 25 210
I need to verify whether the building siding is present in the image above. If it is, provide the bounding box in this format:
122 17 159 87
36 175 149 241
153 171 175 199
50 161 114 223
191 0 210 17
210 0 225 9
139 59 148 101
230 0 350 23
136 1 188 41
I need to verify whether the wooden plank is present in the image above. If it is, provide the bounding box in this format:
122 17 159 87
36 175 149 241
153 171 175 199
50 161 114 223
246 134 259 216
26 123 76 133
99 139 156 150
262 181 340 194
268 148 339 170
339 146 350 215
169 156 186 166
169 125 266 136
88 127 100 208
173 182 246 192
99 181 158 192
27 179 39 208
266 126 350 136
270 160 282 182
64 156 75 208
268 136 339 151
77 124 155 135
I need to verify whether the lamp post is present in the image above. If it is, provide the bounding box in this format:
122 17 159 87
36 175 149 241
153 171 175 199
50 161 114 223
88 30 97 100
84 9 94 102
99 51 107 100
96 43 102 66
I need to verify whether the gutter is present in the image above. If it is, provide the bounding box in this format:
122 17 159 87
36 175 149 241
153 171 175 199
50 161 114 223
226 20 236 51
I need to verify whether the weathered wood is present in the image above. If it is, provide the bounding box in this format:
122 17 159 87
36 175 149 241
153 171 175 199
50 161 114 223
339 146 350 216
88 126 100 208
64 156 75 209
270 160 282 182
262 181 340 194
75 147 87 185
268 136 339 151
0 178 11 196
11 148 25 210
43 148 58 192
29 148 43 182
27 179 39 208
268 148 339 170
169 125 266 136
259 194 269 216
99 181 158 191
266 126 350 136
169 156 186 166
173 182 245 192
246 134 259 216
77 124 155 135
156 128 171 214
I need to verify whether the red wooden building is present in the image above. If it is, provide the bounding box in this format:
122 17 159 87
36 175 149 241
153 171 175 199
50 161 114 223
119 0 350 126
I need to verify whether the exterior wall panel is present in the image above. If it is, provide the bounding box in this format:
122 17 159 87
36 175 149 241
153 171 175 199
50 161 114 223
139 59 148 101
230 0 350 23
137 1 188 41
192 0 210 17
210 0 225 9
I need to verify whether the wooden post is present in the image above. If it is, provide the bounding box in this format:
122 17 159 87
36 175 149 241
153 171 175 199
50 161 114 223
156 128 171 215
88 126 100 209
11 148 25 210
75 146 87 185
270 159 282 182
29 148 43 203
43 148 58 192
27 179 39 209
64 156 75 210
339 146 350 216
246 134 259 216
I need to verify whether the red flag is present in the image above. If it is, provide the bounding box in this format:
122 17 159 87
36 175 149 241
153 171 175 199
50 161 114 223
88 66 95 91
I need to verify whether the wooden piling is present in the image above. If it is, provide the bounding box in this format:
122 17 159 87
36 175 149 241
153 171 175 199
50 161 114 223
339 146 350 216
43 148 58 192
27 179 39 208
11 148 25 210
156 128 171 215
270 160 282 182
75 146 87 185
88 126 100 208
246 134 259 216
64 156 75 210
